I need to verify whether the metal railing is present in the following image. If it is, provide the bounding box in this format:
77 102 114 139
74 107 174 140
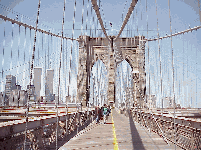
132 109 201 150
0 109 97 149
120 108 201 150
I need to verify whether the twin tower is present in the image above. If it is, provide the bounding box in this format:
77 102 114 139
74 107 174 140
77 35 146 107
34 68 54 102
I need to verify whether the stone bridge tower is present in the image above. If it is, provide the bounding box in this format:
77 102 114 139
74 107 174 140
77 35 146 107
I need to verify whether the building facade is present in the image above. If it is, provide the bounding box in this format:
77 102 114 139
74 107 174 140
33 67 42 101
45 69 54 101
5 75 16 98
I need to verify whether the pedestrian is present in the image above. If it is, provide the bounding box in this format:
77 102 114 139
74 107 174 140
96 105 101 123
107 105 111 116
103 104 108 124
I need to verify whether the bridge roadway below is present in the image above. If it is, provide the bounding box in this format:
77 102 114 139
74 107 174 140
60 109 182 150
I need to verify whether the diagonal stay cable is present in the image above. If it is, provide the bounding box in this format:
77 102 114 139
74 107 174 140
91 0 111 42
114 0 138 41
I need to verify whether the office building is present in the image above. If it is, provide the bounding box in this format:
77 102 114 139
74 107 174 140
33 67 42 101
45 69 54 101
19 90 28 106
0 92 3 106
9 89 20 106
5 75 16 98
27 85 36 101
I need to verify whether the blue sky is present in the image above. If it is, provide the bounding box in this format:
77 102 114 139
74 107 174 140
0 0 201 107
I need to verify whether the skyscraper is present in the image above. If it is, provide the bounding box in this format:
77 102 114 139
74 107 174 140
34 67 42 101
45 69 54 101
5 75 16 98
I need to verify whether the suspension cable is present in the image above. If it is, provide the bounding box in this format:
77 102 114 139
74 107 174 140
0 38 58 75
0 14 76 40
0 3 54 31
91 0 110 42
115 0 138 40
146 25 201 41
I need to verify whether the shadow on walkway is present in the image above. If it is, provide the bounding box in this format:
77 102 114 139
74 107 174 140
128 110 146 150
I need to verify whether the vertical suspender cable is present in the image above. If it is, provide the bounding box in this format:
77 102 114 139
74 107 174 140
18 25 20 59
63 34 65 100
168 0 176 148
56 0 66 149
25 0 41 149
86 0 89 35
17 25 20 85
186 35 189 107
182 31 184 107
155 0 165 141
81 0 84 35
38 36 40 65
190 44 192 107
69 0 76 103
2 26 5 105
11 23 14 74
92 7 94 38
51 34 52 69
146 0 150 108
24 27 26 63
197 0 201 24
65 34 68 134
22 26 27 105
136 8 138 35
90 4 92 36
48 30 50 69
196 47 197 108
72 0 76 40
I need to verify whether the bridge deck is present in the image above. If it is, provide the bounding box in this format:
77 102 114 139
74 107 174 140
60 109 182 150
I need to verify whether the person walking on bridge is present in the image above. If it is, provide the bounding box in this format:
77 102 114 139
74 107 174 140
103 104 108 124
95 105 101 123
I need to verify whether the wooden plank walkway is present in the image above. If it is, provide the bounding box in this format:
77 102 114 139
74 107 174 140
59 109 183 150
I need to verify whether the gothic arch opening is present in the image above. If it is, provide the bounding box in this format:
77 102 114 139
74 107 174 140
89 59 108 107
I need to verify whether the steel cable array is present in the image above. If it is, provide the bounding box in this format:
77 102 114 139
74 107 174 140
0 14 76 40
0 3 54 31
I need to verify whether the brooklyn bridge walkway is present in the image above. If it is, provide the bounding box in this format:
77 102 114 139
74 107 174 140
60 109 182 150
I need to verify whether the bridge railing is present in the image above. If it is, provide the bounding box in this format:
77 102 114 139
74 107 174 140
0 108 97 149
119 107 201 150
131 109 201 150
